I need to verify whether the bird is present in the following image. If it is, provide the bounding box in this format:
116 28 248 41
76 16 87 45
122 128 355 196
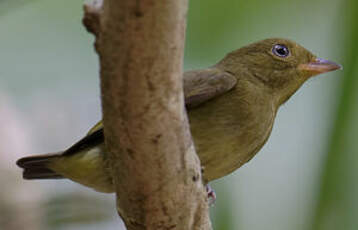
16 38 341 193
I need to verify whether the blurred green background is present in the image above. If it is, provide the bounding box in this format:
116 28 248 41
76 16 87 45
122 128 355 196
0 0 356 229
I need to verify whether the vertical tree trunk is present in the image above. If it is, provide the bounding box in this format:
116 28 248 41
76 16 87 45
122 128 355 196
83 0 212 229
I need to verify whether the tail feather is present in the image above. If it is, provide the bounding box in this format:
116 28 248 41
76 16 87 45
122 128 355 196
16 152 64 180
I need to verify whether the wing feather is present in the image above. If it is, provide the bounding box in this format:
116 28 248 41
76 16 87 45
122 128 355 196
184 68 237 109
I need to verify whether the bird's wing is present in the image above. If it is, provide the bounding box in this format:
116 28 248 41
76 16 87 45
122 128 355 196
62 68 236 156
184 68 237 109
63 128 104 156
87 120 103 135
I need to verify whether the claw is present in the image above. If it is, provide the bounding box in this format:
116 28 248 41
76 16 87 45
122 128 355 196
206 184 216 205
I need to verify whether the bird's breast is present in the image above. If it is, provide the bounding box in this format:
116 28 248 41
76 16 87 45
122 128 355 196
188 87 276 182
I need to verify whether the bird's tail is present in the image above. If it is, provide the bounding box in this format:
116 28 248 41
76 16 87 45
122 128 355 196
16 152 64 180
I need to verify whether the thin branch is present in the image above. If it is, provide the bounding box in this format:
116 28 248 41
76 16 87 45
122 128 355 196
83 0 102 51
83 0 102 35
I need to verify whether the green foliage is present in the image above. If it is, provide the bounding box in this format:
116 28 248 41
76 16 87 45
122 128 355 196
312 0 358 229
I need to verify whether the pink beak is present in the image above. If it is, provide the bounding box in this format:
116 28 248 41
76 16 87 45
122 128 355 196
298 58 342 75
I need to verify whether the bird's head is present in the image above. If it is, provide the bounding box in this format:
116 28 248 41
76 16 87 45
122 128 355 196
217 38 342 105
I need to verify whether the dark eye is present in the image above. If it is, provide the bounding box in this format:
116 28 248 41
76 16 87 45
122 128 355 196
272 44 290 57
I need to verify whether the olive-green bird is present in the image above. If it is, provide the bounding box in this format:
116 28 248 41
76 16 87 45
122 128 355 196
16 38 341 193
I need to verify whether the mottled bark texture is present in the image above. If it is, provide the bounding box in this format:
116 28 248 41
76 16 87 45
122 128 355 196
83 0 212 229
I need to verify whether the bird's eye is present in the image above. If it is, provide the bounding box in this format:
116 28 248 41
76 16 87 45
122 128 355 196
272 44 290 57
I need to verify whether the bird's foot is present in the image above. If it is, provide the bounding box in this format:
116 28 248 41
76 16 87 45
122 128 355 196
206 184 216 206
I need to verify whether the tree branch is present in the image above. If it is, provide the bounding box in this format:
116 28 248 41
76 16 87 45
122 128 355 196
83 0 212 229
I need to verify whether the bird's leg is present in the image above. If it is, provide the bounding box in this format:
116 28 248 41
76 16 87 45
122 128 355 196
201 166 216 205
206 184 216 205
